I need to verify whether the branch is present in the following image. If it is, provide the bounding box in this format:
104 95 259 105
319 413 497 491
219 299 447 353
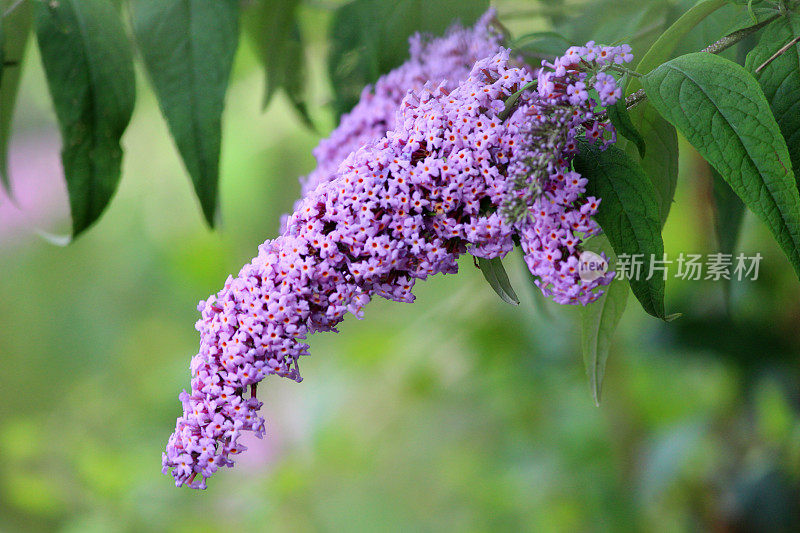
756 34 800 74
700 14 779 54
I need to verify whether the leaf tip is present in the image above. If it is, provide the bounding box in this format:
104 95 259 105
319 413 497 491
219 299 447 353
35 228 72 247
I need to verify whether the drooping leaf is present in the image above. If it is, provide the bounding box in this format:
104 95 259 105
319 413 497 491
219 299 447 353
643 52 800 278
1 0 33 195
621 103 679 227
243 0 312 127
711 165 745 306
712 167 745 257
281 24 313 130
573 140 665 319
35 0 136 237
525 272 554 321
607 96 646 158
745 14 800 188
328 0 488 117
576 0 682 229
476 256 520 306
130 0 239 227
243 0 299 106
327 0 379 118
580 236 628 406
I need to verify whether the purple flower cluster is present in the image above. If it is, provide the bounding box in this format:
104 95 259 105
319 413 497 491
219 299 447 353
504 42 633 303
295 10 502 202
163 39 632 488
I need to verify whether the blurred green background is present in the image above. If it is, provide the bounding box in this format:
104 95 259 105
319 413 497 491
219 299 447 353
2 2 800 532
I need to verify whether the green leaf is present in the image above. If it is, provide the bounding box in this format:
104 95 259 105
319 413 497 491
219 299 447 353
630 0 727 91
622 103 679 227
607 97 646 158
476 256 520 306
35 0 136 237
512 31 571 51
580 236 628 406
643 52 800 278
711 165 745 306
243 0 299 107
243 0 312 127
745 14 800 188
130 0 239 227
712 167 745 257
0 20 4 84
573 140 665 319
328 0 488 116
556 0 673 61
281 24 313 130
513 31 572 63
1 0 33 195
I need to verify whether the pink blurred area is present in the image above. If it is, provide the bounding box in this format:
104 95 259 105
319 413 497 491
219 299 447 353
0 131 69 246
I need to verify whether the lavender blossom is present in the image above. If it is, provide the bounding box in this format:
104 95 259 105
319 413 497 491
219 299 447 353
163 43 631 488
505 42 633 303
294 10 503 203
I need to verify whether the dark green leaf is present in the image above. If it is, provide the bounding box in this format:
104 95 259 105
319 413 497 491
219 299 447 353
712 167 745 257
525 272 554 321
476 256 520 306
243 0 312 127
243 0 299 107
130 0 239 227
35 0 136 237
1 0 33 195
328 0 488 117
607 97 646 158
745 14 800 188
1 20 4 83
643 52 800 278
282 24 314 130
711 165 745 306
580 236 628 406
327 0 379 118
574 140 666 319
621 103 679 227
